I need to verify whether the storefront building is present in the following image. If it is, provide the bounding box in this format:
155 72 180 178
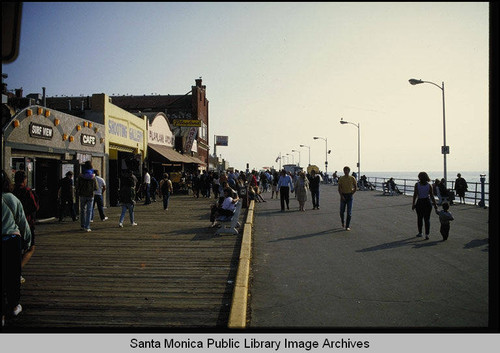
2 105 105 219
84 94 148 207
109 78 209 171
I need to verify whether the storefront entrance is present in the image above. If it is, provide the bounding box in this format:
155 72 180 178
34 158 60 219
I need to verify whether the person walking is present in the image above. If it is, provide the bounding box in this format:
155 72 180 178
143 168 151 205
309 169 321 210
454 173 468 204
58 171 77 222
76 161 98 232
12 170 39 271
90 169 108 223
436 202 454 241
294 171 309 211
119 169 137 227
159 173 173 211
412 171 438 240
150 175 159 202
277 170 294 211
338 166 358 231
2 170 32 326
271 171 279 199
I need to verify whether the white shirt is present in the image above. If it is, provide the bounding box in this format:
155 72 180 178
222 197 236 211
144 172 151 184
94 176 106 196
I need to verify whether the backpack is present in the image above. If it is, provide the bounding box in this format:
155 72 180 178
78 176 97 197
161 179 171 194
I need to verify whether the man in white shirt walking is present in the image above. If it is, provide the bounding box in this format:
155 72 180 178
143 168 151 205
91 169 108 222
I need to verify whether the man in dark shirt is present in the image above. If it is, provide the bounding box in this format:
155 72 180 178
58 171 76 222
309 169 321 210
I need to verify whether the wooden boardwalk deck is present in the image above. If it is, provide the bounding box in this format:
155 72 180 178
6 193 243 331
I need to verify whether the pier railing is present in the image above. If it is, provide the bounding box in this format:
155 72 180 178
365 177 488 207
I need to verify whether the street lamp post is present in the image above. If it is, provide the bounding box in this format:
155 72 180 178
339 118 360 179
299 144 311 166
409 78 448 184
313 136 328 178
292 149 301 167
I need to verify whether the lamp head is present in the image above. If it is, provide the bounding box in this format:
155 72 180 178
409 78 423 85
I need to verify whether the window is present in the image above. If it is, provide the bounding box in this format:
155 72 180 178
199 121 208 141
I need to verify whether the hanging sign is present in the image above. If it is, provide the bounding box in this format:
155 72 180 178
173 119 201 127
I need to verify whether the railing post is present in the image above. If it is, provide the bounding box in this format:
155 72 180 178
478 174 486 208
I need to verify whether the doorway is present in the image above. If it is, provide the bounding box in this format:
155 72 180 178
34 158 60 219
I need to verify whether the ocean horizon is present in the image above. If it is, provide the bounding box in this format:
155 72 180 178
361 171 488 184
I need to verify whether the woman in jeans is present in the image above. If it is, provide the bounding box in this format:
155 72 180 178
119 170 137 227
412 172 438 240
2 170 32 326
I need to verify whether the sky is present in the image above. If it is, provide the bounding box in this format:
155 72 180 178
2 2 490 174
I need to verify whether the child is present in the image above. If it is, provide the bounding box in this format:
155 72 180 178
436 202 454 241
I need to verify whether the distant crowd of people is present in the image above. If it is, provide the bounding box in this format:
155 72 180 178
2 161 470 327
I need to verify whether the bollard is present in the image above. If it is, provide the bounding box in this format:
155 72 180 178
478 174 486 208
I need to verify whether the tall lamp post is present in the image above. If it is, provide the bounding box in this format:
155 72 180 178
409 78 448 184
299 144 311 166
313 136 328 178
339 118 360 179
292 149 301 167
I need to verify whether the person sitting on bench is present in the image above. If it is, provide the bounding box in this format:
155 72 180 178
210 187 239 228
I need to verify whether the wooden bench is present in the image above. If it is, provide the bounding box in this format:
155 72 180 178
215 201 243 235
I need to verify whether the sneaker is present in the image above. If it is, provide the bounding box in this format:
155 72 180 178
416 233 423 237
12 304 22 316
90 219 94 223
425 235 429 240
103 216 108 221
86 228 92 232
346 227 351 231
131 222 138 226
119 223 123 228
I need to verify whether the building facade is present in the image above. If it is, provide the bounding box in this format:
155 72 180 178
84 94 148 207
109 78 209 170
2 104 106 218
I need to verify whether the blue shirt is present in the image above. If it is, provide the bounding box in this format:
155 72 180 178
277 174 294 191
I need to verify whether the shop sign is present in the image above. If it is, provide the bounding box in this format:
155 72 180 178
215 135 229 146
173 119 201 127
129 127 143 143
76 153 91 163
29 122 53 140
81 134 97 146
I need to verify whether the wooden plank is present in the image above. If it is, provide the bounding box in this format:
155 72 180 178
6 193 244 330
